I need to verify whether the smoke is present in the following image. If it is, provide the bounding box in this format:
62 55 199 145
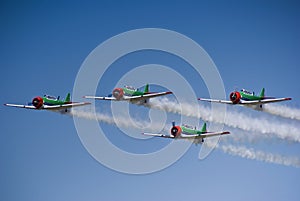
71 109 118 124
70 107 300 168
70 109 166 132
147 97 300 143
203 140 300 168
263 104 300 121
218 143 300 168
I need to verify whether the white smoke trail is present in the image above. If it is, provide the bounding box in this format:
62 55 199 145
70 109 300 168
71 109 118 124
148 98 300 143
224 109 300 143
264 104 300 121
70 109 166 132
217 143 300 168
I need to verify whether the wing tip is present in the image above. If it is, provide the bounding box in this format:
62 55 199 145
197 98 209 101
83 95 96 99
3 103 13 107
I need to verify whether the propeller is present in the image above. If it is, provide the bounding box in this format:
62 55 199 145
170 121 182 137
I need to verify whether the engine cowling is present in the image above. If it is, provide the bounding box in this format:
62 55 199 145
170 126 182 138
229 91 241 104
112 88 124 100
32 96 44 109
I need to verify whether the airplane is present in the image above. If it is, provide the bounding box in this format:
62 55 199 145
83 83 172 104
4 93 90 113
198 88 292 110
142 121 230 144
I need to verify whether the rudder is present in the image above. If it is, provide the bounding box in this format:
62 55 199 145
144 84 149 93
64 93 71 102
260 88 265 98
201 122 207 133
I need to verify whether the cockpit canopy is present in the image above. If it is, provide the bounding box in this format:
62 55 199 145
44 94 58 100
182 124 196 130
124 85 136 91
241 89 254 95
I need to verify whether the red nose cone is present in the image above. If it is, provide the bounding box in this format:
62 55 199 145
112 88 124 100
170 126 182 138
32 96 43 109
229 91 241 104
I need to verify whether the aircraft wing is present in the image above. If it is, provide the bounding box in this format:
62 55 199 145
198 98 233 104
180 131 230 138
198 97 291 105
4 103 37 109
4 102 90 110
198 131 230 138
142 133 174 138
124 91 173 100
239 97 292 105
84 91 172 101
43 102 91 110
83 96 117 101
142 131 230 139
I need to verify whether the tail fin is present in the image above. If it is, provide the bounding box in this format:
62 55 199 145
64 93 71 102
172 121 176 127
259 88 265 98
201 122 207 133
144 84 149 93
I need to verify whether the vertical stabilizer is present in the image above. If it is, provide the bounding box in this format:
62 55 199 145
201 122 207 133
64 93 71 102
144 84 149 93
260 88 265 98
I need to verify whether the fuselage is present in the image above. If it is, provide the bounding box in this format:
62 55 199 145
122 86 146 97
239 89 262 101
181 124 205 135
230 89 264 104
170 124 207 144
42 95 68 105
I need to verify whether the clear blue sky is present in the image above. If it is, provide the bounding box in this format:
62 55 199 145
1 1 300 201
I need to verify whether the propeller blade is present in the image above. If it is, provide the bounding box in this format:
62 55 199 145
172 121 175 127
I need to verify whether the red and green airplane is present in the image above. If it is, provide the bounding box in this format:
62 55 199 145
84 84 172 104
4 93 90 113
198 88 291 110
143 121 230 143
